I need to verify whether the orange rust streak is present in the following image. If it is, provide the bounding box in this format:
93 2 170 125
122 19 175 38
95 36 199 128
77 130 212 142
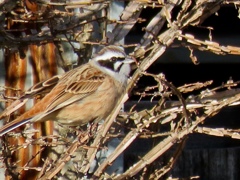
5 49 27 118
5 49 29 179
4 43 58 180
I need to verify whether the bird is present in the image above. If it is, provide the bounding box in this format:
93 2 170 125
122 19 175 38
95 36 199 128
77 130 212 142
0 45 135 136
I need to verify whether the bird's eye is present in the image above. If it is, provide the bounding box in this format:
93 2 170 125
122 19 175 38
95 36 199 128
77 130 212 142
111 57 117 61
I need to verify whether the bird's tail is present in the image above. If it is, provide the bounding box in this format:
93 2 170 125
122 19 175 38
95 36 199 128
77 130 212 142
0 117 31 137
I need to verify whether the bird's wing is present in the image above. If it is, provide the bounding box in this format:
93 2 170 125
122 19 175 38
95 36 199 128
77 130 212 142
0 64 106 136
0 75 62 136
47 63 105 111
31 64 106 121
25 75 61 97
0 75 61 119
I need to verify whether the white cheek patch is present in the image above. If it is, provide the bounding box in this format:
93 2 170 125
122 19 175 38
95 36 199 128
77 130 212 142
114 61 123 71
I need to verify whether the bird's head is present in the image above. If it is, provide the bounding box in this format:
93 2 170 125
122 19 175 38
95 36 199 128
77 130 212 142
91 45 135 82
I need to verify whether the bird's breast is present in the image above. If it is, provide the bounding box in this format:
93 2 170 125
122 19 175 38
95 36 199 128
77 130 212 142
54 76 124 125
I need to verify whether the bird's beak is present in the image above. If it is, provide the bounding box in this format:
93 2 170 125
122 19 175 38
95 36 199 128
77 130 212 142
125 56 138 70
125 56 137 64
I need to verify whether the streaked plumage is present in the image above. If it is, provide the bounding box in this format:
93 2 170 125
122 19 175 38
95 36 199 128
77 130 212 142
0 45 134 136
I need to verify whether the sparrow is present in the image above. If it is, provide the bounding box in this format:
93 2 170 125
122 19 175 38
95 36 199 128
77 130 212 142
0 45 135 136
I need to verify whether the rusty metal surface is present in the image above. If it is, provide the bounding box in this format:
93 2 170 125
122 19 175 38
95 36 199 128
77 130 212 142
4 43 57 179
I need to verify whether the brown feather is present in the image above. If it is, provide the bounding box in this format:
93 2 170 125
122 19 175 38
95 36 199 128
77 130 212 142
0 45 133 136
0 63 122 135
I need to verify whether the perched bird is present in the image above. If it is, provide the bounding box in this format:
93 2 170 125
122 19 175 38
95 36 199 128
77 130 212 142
0 45 135 136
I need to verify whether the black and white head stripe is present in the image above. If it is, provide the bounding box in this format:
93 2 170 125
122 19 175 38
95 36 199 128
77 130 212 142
92 46 126 61
92 46 129 72
91 45 135 84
